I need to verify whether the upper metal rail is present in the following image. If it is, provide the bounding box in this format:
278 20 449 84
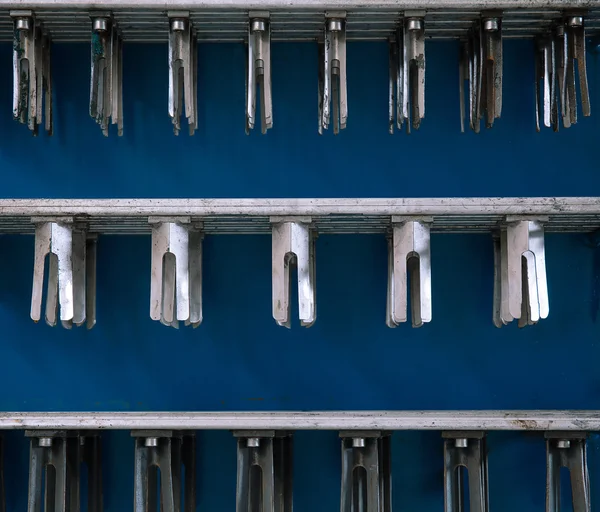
1 410 599 430
1 197 600 234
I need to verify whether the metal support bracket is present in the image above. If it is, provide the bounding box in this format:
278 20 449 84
168 11 198 136
30 219 97 329
387 217 432 328
493 217 549 327
132 430 196 512
339 431 391 512
535 32 558 132
319 11 347 134
89 12 123 136
443 431 489 512
480 14 503 128
11 10 52 135
402 15 425 132
545 432 590 512
271 217 316 328
234 431 293 512
149 217 203 329
246 11 272 134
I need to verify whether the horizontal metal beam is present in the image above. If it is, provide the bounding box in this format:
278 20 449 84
0 197 599 235
1 410 600 431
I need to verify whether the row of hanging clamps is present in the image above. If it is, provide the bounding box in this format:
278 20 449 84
28 216 549 330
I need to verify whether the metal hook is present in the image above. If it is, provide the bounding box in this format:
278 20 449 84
246 12 272 134
149 218 203 329
387 217 432 328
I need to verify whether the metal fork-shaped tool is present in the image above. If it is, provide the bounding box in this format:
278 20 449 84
235 432 293 512
168 11 198 135
493 218 549 328
535 34 558 132
319 12 347 134
386 217 432 328
340 432 391 512
132 431 196 512
31 220 97 329
271 217 316 328
11 10 52 135
246 12 272 134
89 13 123 136
443 432 489 512
150 218 203 329
546 433 590 512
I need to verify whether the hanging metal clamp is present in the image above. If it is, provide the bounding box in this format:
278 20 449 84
546 432 590 512
11 10 52 135
386 216 432 328
149 217 203 329
234 431 293 512
443 432 489 512
493 216 549 328
89 12 123 136
246 11 272 134
31 218 97 329
339 431 391 512
271 217 316 328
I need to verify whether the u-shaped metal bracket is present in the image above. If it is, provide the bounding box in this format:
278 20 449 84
546 432 590 512
132 431 196 512
235 431 293 512
443 432 488 512
31 219 97 329
493 217 549 327
340 431 391 512
387 217 432 328
150 218 203 328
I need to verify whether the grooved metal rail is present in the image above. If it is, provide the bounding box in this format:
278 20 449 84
0 410 599 430
0 197 599 234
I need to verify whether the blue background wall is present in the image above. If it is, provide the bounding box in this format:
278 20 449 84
0 38 598 511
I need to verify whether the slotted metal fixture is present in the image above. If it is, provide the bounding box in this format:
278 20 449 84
246 11 272 134
11 10 52 135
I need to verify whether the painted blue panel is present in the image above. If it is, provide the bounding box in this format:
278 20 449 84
0 38 597 511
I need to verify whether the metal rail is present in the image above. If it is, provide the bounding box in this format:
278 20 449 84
1 197 599 234
1 410 599 430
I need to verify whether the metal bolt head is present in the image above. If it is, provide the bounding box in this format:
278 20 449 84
556 25 565 36
15 17 31 31
145 437 158 447
38 437 52 447
557 439 571 449
352 438 365 448
251 19 266 33
170 19 187 32
247 437 260 448
483 18 499 32
92 18 109 33
327 19 343 32
455 438 468 448
567 16 583 27
407 18 423 32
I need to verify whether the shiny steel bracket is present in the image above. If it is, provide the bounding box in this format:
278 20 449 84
31 219 97 329
402 14 425 132
340 431 391 512
319 11 347 135
546 432 590 512
246 11 272 134
556 15 590 128
388 32 402 133
168 11 198 136
89 12 123 136
234 431 293 512
493 217 549 328
535 33 558 132
11 10 52 135
149 218 203 329
386 217 432 328
443 432 489 512
271 217 316 328
132 431 196 512
26 430 103 512
480 14 503 128
459 26 481 133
